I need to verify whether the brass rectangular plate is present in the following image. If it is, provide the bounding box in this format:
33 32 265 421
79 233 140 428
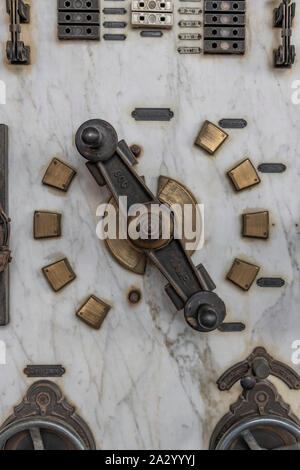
42 258 76 292
242 211 269 239
195 121 228 155
76 295 111 329
228 158 260 191
34 211 62 239
42 158 76 192
227 258 260 291
131 12 173 28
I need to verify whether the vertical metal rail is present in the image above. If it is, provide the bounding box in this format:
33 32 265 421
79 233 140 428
0 125 9 326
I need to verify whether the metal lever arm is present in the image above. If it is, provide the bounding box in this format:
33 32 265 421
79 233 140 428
98 148 156 210
76 119 227 333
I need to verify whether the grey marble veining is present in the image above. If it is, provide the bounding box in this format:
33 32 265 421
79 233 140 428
0 0 299 449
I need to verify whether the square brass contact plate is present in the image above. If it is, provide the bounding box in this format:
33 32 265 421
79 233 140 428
76 295 111 330
227 258 260 291
242 211 269 239
195 121 228 155
34 211 62 239
42 158 76 192
42 258 76 292
228 158 260 191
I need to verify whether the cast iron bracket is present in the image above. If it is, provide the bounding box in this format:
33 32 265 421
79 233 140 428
217 347 300 391
0 381 95 450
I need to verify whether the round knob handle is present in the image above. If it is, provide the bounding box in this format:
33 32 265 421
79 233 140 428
81 127 102 148
75 119 118 163
198 305 218 329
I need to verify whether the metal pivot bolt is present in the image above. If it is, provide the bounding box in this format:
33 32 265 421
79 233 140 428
252 357 271 379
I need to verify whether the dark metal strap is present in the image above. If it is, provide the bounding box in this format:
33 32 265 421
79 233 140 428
0 206 11 272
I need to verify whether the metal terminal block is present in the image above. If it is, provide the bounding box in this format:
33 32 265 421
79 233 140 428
58 0 100 40
204 1 246 54
132 12 173 28
205 1 246 12
179 20 201 27
204 26 245 39
6 0 31 64
178 7 202 14
178 47 202 54
204 39 245 53
58 24 100 39
132 0 173 12
58 12 100 23
178 33 201 40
